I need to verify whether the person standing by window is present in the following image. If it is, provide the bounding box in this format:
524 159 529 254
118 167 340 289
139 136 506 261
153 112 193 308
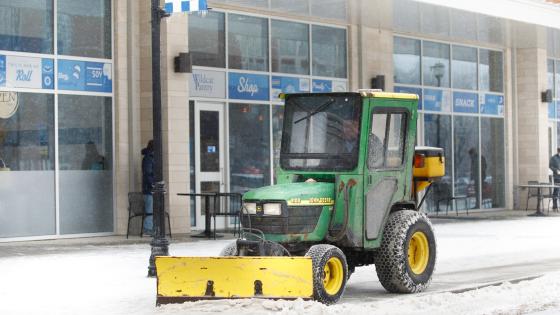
142 140 155 235
549 148 560 212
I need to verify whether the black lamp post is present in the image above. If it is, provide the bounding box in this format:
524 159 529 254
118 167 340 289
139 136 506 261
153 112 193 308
147 0 170 278
430 61 445 88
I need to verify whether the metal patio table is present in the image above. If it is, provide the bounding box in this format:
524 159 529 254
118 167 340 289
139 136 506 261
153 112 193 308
516 183 560 216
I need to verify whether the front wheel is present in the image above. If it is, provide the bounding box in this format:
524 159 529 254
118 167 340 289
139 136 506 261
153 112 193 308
305 244 348 305
375 210 436 293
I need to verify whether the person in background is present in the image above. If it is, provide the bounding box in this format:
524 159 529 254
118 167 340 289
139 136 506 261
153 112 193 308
82 141 105 170
549 148 560 212
142 140 155 235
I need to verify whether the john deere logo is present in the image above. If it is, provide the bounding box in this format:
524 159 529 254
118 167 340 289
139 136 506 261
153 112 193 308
0 92 18 119
256 205 263 214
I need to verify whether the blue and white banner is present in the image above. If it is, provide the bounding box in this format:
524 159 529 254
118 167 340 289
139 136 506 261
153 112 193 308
58 59 112 93
164 0 207 13
549 102 556 119
228 72 269 101
453 91 478 113
0 55 54 90
394 86 422 109
271 76 310 101
481 94 504 116
556 101 560 120
312 79 332 93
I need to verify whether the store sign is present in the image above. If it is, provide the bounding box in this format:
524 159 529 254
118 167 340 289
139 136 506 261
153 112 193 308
394 86 423 109
0 55 54 90
271 76 310 101
190 69 225 98
453 91 478 113
228 72 269 101
0 91 18 119
58 59 112 93
332 81 347 92
481 94 504 116
312 79 332 92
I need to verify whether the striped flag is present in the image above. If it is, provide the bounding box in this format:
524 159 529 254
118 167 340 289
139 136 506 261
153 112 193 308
164 0 208 13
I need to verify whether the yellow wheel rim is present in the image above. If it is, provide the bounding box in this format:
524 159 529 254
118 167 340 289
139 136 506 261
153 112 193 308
323 257 344 295
408 231 430 275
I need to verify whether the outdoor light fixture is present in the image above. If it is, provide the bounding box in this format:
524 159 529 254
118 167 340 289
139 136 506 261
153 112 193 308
542 89 553 103
370 75 385 91
174 52 192 73
430 62 446 87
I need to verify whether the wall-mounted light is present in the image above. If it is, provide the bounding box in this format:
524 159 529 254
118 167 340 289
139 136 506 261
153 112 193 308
542 89 553 103
174 52 192 73
370 75 385 91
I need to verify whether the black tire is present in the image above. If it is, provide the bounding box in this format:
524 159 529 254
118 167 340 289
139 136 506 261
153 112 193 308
305 244 348 305
219 241 238 256
375 210 436 293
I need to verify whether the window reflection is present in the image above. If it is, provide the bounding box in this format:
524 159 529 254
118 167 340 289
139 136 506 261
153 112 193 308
0 0 53 53
271 20 309 75
272 105 284 183
394 37 421 85
189 11 225 68
423 114 452 212
228 14 269 72
454 116 479 209
312 25 347 78
229 104 270 193
481 118 505 208
423 41 450 87
452 45 477 90
479 49 503 92
57 0 111 59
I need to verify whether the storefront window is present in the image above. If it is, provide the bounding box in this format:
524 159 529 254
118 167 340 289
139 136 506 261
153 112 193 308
57 0 112 59
229 104 270 193
479 49 503 93
555 60 560 98
0 93 55 237
312 25 347 78
0 0 53 53
454 116 480 209
189 11 225 68
394 37 421 85
481 117 505 208
423 114 452 212
228 14 268 72
271 20 309 75
58 95 113 234
423 41 450 87
452 45 478 90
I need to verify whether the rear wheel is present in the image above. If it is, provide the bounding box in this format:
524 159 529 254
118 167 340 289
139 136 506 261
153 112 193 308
305 244 348 305
375 210 436 293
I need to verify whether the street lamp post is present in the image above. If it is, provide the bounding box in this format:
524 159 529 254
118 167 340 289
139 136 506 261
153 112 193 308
147 0 170 278
430 61 445 88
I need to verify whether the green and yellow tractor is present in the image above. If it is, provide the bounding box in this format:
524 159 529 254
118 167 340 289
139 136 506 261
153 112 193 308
156 90 445 305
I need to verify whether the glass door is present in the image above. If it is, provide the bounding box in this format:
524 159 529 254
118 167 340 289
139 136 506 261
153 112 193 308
194 102 225 230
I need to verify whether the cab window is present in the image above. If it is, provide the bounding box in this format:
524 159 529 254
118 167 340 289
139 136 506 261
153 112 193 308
368 111 408 169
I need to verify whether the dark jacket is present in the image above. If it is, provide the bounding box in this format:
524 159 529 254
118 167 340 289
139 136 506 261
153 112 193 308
550 154 560 180
142 148 155 194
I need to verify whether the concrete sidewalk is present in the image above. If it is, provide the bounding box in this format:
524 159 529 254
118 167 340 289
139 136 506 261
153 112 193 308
1 209 558 258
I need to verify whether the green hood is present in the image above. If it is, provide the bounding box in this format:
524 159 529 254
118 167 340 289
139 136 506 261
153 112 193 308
243 182 335 204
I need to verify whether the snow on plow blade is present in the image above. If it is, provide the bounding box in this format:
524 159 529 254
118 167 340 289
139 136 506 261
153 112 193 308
155 256 313 305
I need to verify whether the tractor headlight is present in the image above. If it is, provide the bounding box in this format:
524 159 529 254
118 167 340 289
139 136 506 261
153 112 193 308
243 202 257 214
263 203 282 216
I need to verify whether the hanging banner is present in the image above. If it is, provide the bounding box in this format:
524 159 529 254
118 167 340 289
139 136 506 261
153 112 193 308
58 59 112 93
228 72 269 101
453 91 478 113
481 94 505 116
190 69 226 98
394 86 422 109
164 0 208 13
312 79 332 93
271 76 310 101
0 55 54 90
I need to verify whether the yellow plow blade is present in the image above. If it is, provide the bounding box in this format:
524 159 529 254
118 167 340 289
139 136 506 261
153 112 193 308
155 256 313 305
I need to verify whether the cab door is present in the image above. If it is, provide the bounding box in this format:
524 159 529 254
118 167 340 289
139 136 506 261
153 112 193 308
363 103 415 241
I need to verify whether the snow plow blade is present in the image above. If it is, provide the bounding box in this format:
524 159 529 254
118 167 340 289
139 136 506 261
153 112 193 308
155 256 313 305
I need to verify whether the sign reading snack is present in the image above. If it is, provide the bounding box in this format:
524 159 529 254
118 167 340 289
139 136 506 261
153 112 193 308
271 76 310 101
453 91 478 113
0 92 18 119
190 69 226 98
58 59 112 93
0 55 54 90
228 72 269 101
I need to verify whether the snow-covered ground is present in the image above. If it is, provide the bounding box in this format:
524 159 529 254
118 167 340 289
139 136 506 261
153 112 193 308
1 217 560 315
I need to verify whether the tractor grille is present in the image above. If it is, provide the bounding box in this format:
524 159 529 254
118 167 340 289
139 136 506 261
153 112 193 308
241 206 323 234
